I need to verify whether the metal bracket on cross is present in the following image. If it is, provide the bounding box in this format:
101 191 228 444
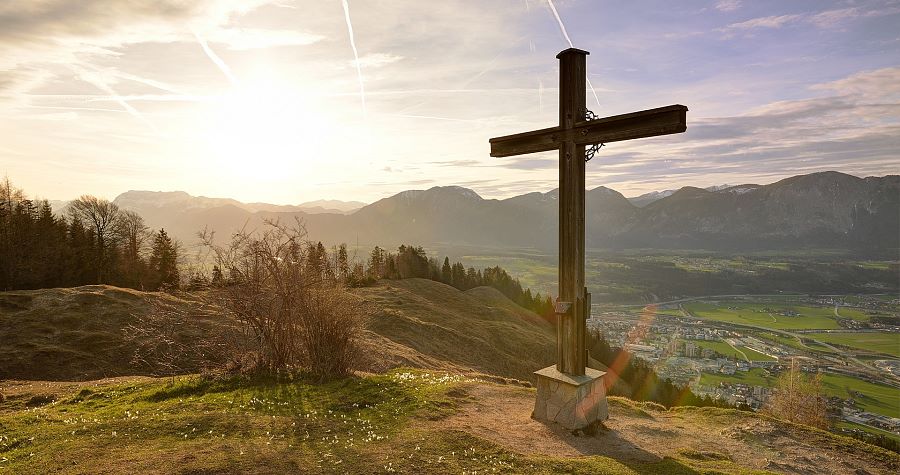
583 109 605 162
585 143 604 162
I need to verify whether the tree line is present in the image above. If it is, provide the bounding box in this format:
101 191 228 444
361 245 555 319
0 178 179 291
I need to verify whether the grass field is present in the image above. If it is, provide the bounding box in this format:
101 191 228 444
699 368 775 388
692 341 776 362
834 307 871 321
836 421 900 443
685 302 842 330
700 369 900 419
754 331 837 354
806 332 900 358
821 373 900 419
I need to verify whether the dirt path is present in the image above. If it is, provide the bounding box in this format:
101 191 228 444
431 382 898 474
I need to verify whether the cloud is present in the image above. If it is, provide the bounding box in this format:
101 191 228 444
352 53 403 69
0 1 319 94
811 66 900 101
715 1 742 13
210 28 323 50
718 4 900 36
808 8 860 28
720 14 802 32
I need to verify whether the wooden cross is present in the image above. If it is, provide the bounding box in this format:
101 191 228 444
489 48 687 376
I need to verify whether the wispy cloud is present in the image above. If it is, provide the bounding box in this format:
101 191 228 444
719 4 900 36
721 14 802 32
351 53 403 69
210 27 323 50
715 0 742 13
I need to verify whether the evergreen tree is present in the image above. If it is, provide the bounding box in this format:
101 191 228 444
441 257 452 283
368 246 384 279
148 229 179 290
337 244 350 282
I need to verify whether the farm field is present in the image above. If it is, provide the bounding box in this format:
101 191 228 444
821 373 900 419
693 340 776 362
753 331 837 354
685 302 842 330
836 421 900 443
806 332 900 358
834 307 871 321
698 368 774 388
700 369 900 419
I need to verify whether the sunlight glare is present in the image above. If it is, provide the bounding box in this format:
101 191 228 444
203 78 332 181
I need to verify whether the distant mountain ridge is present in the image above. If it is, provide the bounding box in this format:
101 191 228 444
628 184 736 207
111 171 899 252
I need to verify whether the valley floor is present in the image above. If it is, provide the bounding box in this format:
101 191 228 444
1 370 897 475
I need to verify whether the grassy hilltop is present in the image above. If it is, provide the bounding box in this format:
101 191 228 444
1 280 898 474
2 370 898 474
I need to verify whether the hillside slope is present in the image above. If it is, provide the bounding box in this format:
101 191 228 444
0 371 895 474
0 280 553 382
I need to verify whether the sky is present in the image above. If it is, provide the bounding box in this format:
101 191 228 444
1 0 898 204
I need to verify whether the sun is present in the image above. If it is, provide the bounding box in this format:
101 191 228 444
202 79 332 180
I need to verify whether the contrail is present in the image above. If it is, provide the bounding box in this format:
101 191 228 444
193 31 240 87
539 79 544 114
341 0 366 115
546 0 601 109
546 0 574 47
70 65 158 133
391 114 481 123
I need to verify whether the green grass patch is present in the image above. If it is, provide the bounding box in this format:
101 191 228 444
807 332 900 358
699 368 776 388
836 421 900 443
0 369 464 473
693 341 745 360
700 369 899 419
820 373 900 419
685 302 841 330
834 307 871 322
0 370 787 475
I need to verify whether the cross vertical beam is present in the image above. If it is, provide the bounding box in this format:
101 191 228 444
488 48 687 384
557 48 587 376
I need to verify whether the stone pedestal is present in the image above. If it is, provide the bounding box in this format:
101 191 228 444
533 366 607 430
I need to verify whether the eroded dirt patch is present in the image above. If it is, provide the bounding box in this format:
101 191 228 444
428 382 899 474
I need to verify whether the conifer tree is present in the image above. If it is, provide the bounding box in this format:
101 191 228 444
337 244 350 282
441 257 452 283
148 229 179 290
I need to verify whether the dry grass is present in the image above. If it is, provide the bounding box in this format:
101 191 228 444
0 279 554 383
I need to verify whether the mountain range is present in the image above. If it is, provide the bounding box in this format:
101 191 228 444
107 171 898 252
627 184 733 207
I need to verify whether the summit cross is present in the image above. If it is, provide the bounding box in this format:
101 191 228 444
489 48 687 429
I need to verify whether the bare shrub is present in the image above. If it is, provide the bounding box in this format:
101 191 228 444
200 220 368 379
764 359 830 430
123 297 234 380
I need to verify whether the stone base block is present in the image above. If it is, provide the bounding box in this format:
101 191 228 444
533 366 607 430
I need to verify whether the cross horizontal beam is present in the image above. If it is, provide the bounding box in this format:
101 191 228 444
489 104 687 158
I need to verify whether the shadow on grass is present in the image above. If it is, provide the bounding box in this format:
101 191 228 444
142 371 421 415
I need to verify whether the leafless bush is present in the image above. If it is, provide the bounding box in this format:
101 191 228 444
123 297 233 380
199 220 368 379
764 359 830 430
